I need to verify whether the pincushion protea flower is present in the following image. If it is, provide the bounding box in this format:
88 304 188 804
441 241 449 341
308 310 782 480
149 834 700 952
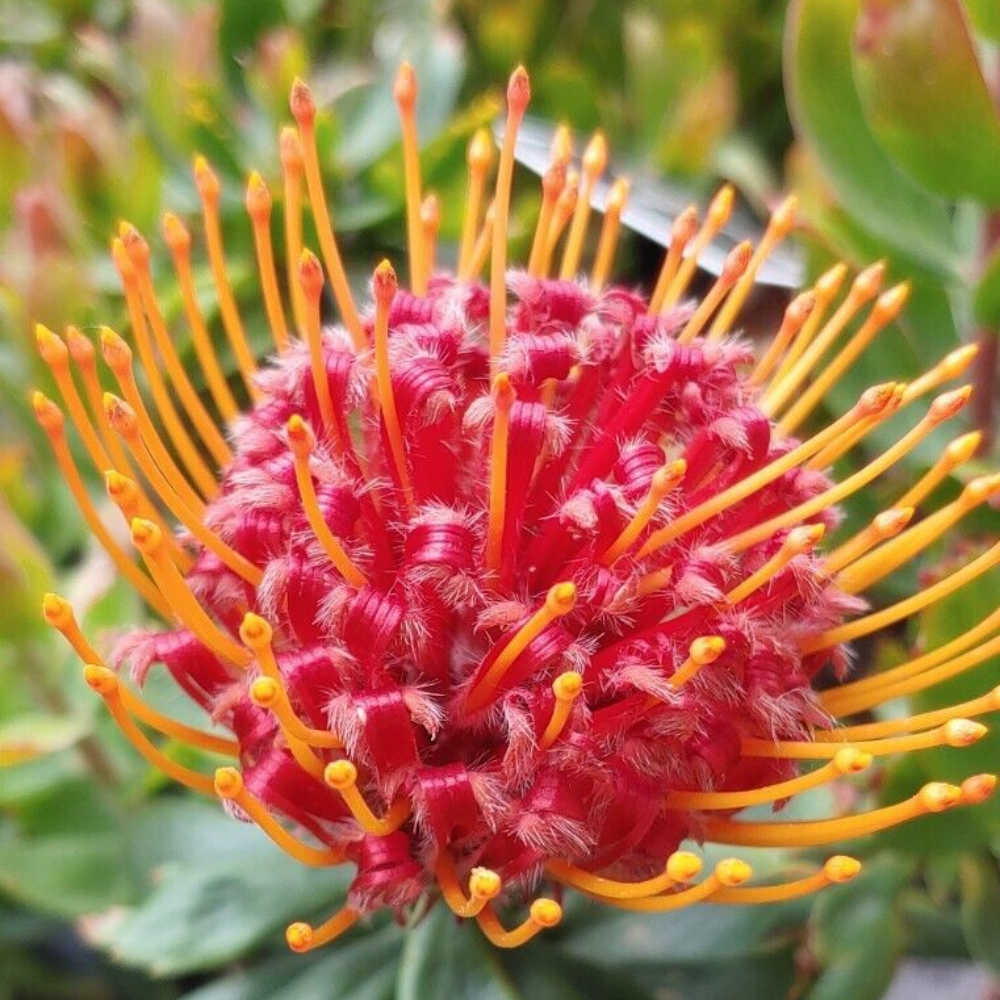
34 64 999 953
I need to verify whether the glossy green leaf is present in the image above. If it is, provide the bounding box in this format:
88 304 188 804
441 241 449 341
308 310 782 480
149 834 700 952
785 0 959 274
852 0 1000 205
959 855 1000 978
974 244 1000 328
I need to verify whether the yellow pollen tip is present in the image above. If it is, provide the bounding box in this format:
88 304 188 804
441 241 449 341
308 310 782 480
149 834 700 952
104 470 139 506
770 194 798 235
582 131 608 177
468 128 494 170
373 258 398 301
41 592 72 627
324 759 359 791
469 868 503 900
786 523 826 553
666 851 704 883
673 206 699 243
824 856 862 883
833 748 873 774
129 517 162 554
919 781 962 813
83 664 118 695
607 176 630 211
552 671 584 701
817 262 849 298
35 323 67 364
239 612 273 650
722 241 753 282
492 372 516 409
193 155 219 199
944 719 988 747
709 184 735 224
547 581 577 615
529 898 562 928
930 385 973 423
942 343 979 377
873 282 910 321
213 766 244 799
110 237 135 279
551 122 573 166
99 325 131 370
393 61 417 108
161 211 190 251
961 774 997 804
289 77 316 124
507 65 531 112
858 381 899 416
298 250 324 298
285 414 314 457
854 260 886 299
716 859 753 887
31 390 63 430
876 507 914 537
285 922 314 952
250 677 281 707
946 431 983 464
690 635 726 665
246 172 271 219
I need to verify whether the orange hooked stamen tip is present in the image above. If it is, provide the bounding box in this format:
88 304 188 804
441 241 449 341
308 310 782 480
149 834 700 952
239 611 274 650
825 856 863 883
530 898 562 928
83 663 118 696
41 592 71 628
469 868 503 901
716 859 754 887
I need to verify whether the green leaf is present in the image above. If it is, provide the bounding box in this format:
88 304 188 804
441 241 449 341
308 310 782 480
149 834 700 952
397 905 521 1000
959 855 1000 978
785 0 959 274
852 0 1000 205
0 714 88 767
974 243 1000 328
966 0 1000 42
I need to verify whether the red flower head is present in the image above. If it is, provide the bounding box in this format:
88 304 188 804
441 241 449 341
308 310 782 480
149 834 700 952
36 65 998 952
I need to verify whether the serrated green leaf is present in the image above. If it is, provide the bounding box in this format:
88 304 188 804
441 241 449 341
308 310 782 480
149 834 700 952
785 0 959 275
959 855 1000 977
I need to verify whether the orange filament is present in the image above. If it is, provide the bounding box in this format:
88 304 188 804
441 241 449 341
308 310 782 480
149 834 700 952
490 66 531 363
486 373 516 574
667 748 872 810
677 241 752 345
100 328 207 518
540 170 579 278
668 635 726 689
289 81 364 349
591 177 630 290
662 185 735 308
33 394 170 618
286 908 359 953
528 163 567 277
902 343 979 403
286 416 368 587
702 781 968 847
43 592 102 664
583 859 752 912
466 582 577 712
722 386 969 556
742 719 987 760
246 171 290 352
762 261 885 415
708 195 797 339
637 382 900 558
778 282 911 432
296 249 340 441
394 63 427 294
111 240 219 500
214 767 346 867
250 676 344 749
601 459 687 564
420 192 441 278
84 665 216 794
822 506 914 575
476 898 562 948
459 129 494 275
538 671 584 749
801 537 1000 655
193 157 260 398
819 687 1000 739
461 199 496 280
837 473 1000 594
546 850 702 900
896 430 982 510
161 212 240 423
130 518 251 666
372 261 413 507
725 523 825 604
279 126 308 335
323 760 411 835
120 223 232 468
712 856 861 905
436 853 502 918
747 292 816 387
559 130 607 278
649 206 698 315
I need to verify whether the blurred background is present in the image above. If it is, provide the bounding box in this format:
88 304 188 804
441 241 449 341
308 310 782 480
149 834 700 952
1 1 999 997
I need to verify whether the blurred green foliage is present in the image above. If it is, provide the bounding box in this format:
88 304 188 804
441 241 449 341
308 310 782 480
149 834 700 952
0 1 998 998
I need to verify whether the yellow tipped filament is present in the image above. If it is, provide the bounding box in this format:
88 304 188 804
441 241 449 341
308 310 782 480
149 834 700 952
708 194 797 339
897 430 982 511
591 177 630 291
279 126 308 334
702 781 966 847
467 582 577 711
193 156 260 398
246 171 290 352
420 192 441 278
297 249 339 442
747 292 816 387
393 63 427 294
725 523 825 604
486 373 516 574
161 212 240 423
559 130 608 279
323 760 411 835
823 506 914 576
43 592 102 664
539 671 584 749
476 898 562 948
601 459 686 565
649 206 698 315
668 635 726 689
678 241 753 345
546 850 702 900
84 665 216 794
436 853 502 918
286 416 368 587
902 343 979 403
667 748 872 810
286 908 359 953
289 80 364 349
528 163 567 277
585 859 752 912
712 856 861 905
663 184 734 308
250 676 344 749
214 767 346 867
490 66 531 363
459 128 495 275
